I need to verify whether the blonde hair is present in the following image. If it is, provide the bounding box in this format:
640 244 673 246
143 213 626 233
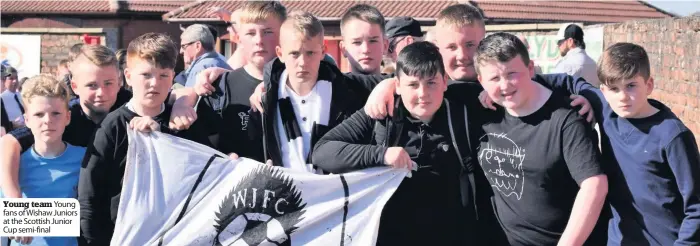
283 11 324 39
238 1 287 24
21 74 71 109
436 4 484 28
127 32 178 69
72 44 118 69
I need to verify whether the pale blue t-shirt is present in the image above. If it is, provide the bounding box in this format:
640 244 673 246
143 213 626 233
2 143 85 246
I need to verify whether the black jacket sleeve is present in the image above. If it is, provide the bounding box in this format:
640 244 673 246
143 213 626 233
312 109 387 173
78 125 116 245
8 126 34 153
1 99 12 132
533 73 606 122
343 73 393 101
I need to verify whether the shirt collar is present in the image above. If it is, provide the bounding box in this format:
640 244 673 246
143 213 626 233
565 47 585 57
396 98 447 128
188 51 219 69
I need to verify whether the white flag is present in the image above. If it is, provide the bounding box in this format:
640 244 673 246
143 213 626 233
111 129 408 246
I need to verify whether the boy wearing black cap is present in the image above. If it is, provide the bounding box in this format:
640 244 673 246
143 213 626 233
385 16 424 62
553 23 599 87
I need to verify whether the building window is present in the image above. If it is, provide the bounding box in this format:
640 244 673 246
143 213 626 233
221 40 232 58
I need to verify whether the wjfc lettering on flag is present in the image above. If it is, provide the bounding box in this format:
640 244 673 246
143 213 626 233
112 129 408 246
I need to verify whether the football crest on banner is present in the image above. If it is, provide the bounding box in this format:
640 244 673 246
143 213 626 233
213 165 307 246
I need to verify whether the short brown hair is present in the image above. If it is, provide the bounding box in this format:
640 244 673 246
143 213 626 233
68 43 85 62
282 11 324 39
597 42 651 86
473 32 530 75
72 44 118 68
115 48 127 69
340 4 386 35
126 32 178 69
21 74 71 109
436 4 484 28
238 1 287 24
58 59 70 68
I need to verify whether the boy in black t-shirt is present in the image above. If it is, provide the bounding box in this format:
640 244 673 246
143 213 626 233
473 32 608 246
78 33 212 245
171 1 285 157
339 4 388 76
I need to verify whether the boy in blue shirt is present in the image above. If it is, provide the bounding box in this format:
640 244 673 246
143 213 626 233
1 74 84 246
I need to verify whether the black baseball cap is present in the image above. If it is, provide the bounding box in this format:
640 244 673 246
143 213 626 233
2 66 17 78
385 16 423 39
557 24 584 44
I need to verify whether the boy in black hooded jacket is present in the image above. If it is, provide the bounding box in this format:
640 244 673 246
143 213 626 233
312 41 493 245
246 11 366 173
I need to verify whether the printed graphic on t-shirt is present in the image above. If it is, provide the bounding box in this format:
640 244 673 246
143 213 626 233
238 112 249 131
478 132 526 200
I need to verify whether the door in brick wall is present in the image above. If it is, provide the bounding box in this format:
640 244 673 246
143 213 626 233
324 39 350 73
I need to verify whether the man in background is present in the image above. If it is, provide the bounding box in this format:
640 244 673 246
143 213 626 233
385 16 423 62
0 66 24 129
553 23 599 87
176 24 231 88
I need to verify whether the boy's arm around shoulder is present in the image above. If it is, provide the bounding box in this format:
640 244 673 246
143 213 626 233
78 121 118 245
344 73 393 95
666 130 700 245
312 109 387 174
535 73 598 98
536 73 605 119
6 126 35 153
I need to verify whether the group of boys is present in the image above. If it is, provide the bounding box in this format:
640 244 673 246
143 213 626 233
0 1 698 246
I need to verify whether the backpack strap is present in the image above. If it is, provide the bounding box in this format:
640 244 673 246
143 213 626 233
445 100 475 170
445 99 479 220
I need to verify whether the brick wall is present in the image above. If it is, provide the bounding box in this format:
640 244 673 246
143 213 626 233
5 17 185 72
39 33 102 75
7 17 182 49
604 16 700 147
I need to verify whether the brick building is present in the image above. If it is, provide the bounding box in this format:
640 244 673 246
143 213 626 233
1 0 192 75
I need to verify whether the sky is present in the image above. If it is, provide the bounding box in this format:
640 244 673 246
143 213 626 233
646 1 700 16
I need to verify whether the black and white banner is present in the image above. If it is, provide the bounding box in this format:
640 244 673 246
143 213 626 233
111 130 408 245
